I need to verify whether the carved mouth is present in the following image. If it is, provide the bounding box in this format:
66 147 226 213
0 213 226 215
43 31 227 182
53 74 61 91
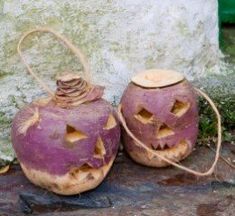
20 156 115 195
129 139 191 167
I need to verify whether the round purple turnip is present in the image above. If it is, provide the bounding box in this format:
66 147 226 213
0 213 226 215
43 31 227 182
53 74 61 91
11 74 120 195
120 69 199 167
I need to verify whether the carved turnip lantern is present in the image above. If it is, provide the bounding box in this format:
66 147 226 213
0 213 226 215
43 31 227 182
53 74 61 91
11 28 120 195
119 69 200 167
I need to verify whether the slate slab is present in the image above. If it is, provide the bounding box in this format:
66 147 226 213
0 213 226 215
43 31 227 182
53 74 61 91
0 143 234 216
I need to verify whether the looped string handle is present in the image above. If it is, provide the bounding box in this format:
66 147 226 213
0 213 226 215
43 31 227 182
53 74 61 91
118 87 222 177
17 27 91 97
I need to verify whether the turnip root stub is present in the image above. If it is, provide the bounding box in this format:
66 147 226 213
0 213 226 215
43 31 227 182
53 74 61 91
120 69 199 167
11 73 120 195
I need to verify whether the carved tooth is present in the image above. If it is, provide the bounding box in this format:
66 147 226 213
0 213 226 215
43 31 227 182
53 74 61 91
159 142 165 150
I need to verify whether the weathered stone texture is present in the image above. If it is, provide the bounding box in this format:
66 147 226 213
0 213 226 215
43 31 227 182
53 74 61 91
0 0 221 160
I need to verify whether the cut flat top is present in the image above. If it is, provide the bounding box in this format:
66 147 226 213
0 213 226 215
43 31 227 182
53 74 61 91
131 69 185 88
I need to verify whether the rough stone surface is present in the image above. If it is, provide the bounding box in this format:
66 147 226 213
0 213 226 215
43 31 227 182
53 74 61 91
0 0 225 161
0 144 235 215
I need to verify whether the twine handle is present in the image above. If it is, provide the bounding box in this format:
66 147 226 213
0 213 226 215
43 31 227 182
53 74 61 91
118 87 222 177
17 27 91 97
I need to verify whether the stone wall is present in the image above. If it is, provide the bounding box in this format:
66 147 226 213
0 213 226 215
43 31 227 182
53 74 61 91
0 0 226 161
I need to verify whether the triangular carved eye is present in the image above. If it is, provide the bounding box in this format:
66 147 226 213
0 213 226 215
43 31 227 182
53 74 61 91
65 125 87 143
135 108 154 124
94 137 106 158
156 123 174 139
103 114 117 130
171 100 190 117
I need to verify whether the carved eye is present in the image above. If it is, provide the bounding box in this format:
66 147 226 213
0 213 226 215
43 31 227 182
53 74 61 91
156 123 175 139
171 100 190 117
103 114 117 130
94 136 106 158
65 125 87 148
134 108 154 124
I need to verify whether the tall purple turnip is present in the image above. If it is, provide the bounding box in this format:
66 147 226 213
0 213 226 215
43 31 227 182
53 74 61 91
11 28 120 195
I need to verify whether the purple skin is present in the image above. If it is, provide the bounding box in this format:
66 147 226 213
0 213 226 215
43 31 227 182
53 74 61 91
11 99 120 176
121 80 199 154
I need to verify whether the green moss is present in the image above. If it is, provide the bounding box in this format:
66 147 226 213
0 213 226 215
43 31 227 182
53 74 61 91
0 71 10 79
0 112 11 126
0 137 15 166
2 38 18 58
221 26 235 63
177 21 191 37
198 94 235 143
195 57 235 143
